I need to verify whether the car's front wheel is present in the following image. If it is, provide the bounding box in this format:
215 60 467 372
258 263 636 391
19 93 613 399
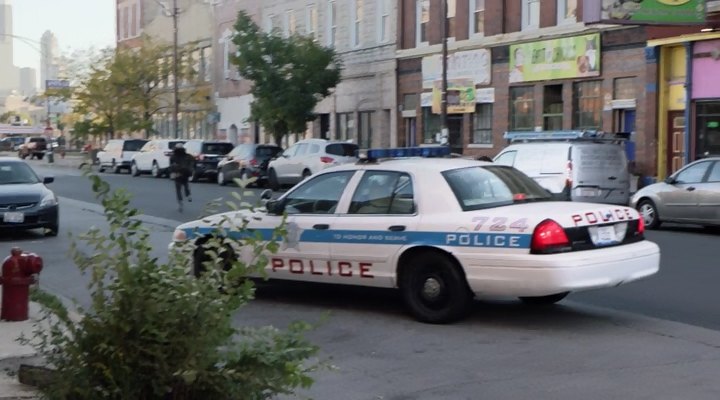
151 161 161 178
399 251 472 324
268 169 280 191
217 170 226 186
131 162 140 177
637 199 661 229
44 220 59 237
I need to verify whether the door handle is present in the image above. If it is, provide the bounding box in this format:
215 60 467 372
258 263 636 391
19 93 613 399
608 176 617 180
388 225 406 232
313 224 329 230
686 187 696 192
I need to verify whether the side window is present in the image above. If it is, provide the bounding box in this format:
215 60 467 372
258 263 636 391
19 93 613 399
294 143 309 156
283 144 298 158
141 142 154 152
675 161 711 184
493 150 517 166
309 144 321 154
707 162 720 183
283 171 355 214
349 171 415 215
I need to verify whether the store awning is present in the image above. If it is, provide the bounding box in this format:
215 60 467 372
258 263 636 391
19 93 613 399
648 32 720 47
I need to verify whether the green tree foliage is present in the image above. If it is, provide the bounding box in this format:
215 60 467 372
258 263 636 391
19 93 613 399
231 11 342 145
23 174 320 399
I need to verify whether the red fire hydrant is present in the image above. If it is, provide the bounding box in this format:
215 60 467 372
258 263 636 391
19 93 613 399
0 248 43 321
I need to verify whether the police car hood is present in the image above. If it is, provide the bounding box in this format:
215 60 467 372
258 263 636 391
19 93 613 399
482 201 641 229
177 209 264 231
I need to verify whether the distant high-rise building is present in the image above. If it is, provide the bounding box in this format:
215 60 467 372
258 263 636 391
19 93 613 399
40 30 59 90
0 0 19 95
19 67 36 96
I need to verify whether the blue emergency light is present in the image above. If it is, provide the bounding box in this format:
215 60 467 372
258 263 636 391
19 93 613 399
503 130 606 141
363 146 451 161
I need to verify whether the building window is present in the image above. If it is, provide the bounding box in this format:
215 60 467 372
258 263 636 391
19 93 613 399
446 0 456 39
327 1 337 47
359 111 374 148
222 37 231 79
469 0 484 36
543 85 563 130
201 46 212 82
472 104 493 144
573 80 602 130
284 10 297 37
557 0 577 24
614 77 636 100
521 0 540 31
123 7 130 39
131 4 138 37
337 112 355 141
266 13 281 34
306 5 318 39
509 86 535 131
422 107 442 143
351 0 363 47
377 0 391 43
416 0 429 46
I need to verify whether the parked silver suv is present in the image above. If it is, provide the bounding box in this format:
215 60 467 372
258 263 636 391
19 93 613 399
266 139 358 190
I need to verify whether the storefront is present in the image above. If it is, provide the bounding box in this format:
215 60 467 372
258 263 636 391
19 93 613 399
691 39 720 160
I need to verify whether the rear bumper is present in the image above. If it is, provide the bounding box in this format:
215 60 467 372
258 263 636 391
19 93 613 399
195 161 220 176
460 240 660 297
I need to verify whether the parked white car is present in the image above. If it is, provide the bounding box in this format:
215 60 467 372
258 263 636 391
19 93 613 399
131 139 186 178
97 139 148 174
170 146 660 323
266 139 358 190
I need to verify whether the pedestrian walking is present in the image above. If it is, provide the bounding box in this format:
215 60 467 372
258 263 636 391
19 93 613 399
169 143 195 212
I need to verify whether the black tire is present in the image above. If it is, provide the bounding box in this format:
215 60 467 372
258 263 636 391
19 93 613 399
151 161 162 178
192 238 236 278
131 162 141 177
44 221 59 237
302 169 312 180
519 292 569 306
190 170 200 182
399 251 473 324
112 160 122 174
217 170 227 186
98 165 106 173
637 199 661 229
36 153 44 160
268 169 280 191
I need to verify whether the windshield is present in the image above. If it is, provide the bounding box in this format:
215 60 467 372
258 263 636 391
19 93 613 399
0 162 40 185
123 140 147 151
326 143 358 157
228 144 255 158
442 165 552 211
202 143 234 155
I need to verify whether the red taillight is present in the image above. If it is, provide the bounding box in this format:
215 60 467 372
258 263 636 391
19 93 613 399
320 156 334 164
531 219 571 254
249 158 258 166
637 217 645 235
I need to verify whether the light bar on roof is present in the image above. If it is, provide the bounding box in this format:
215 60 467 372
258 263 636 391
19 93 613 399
503 130 605 141
364 146 451 160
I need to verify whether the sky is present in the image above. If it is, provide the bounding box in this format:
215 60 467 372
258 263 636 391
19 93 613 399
11 0 116 73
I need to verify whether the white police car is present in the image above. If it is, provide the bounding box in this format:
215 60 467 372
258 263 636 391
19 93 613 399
170 146 660 323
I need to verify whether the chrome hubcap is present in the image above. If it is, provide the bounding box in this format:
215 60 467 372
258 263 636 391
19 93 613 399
421 277 442 301
218 172 224 184
640 204 655 225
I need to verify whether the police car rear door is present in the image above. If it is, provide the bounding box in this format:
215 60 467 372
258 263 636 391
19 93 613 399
328 170 419 288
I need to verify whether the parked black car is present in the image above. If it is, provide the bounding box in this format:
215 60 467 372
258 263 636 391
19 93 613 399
183 140 235 182
0 157 58 236
217 143 283 187
17 137 48 160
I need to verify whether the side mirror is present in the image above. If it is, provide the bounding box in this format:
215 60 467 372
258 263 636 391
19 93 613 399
265 199 284 215
43 176 54 184
664 176 676 184
260 189 273 200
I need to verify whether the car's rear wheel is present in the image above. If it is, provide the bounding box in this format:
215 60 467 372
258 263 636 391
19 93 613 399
519 292 569 306
131 162 140 177
268 169 280 191
302 169 312 180
399 251 472 324
112 160 121 174
193 238 236 278
151 161 161 178
637 199 661 229
217 170 226 186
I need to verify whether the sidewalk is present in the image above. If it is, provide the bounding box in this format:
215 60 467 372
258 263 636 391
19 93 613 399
0 288 41 400
0 151 87 169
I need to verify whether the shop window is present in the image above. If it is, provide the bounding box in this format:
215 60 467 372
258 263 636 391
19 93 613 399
472 104 493 144
614 77 636 100
573 80 602 130
696 102 720 159
422 107 442 143
509 86 535 131
358 111 374 148
543 85 563 131
403 94 418 112
337 112 355 141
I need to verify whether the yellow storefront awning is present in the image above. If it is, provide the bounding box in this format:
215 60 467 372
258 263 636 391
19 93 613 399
648 32 720 47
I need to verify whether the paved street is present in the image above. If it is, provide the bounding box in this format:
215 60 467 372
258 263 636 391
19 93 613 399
2 161 720 399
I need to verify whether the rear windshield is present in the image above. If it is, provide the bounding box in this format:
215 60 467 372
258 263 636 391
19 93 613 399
443 165 552 211
123 140 147 151
256 146 282 158
326 143 358 157
29 137 46 143
169 141 185 150
202 143 234 155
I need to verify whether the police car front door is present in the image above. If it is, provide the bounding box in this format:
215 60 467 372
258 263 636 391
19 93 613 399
328 171 419 288
268 171 357 282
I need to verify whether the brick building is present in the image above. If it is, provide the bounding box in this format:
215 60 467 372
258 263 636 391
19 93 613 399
396 0 655 176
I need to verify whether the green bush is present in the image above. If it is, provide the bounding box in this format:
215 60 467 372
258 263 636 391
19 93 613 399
23 174 320 399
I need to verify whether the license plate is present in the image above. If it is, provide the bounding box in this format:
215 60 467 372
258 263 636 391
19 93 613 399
590 225 618 246
577 188 599 197
3 212 24 223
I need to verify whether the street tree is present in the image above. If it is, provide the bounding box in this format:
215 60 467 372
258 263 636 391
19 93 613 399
231 11 342 145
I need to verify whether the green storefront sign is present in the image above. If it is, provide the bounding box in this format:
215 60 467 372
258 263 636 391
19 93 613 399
509 34 601 83
602 0 706 25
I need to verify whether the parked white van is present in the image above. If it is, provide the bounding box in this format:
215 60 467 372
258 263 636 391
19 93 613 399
493 131 631 205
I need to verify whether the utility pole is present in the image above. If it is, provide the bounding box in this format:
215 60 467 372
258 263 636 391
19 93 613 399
172 0 180 139
440 0 449 147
